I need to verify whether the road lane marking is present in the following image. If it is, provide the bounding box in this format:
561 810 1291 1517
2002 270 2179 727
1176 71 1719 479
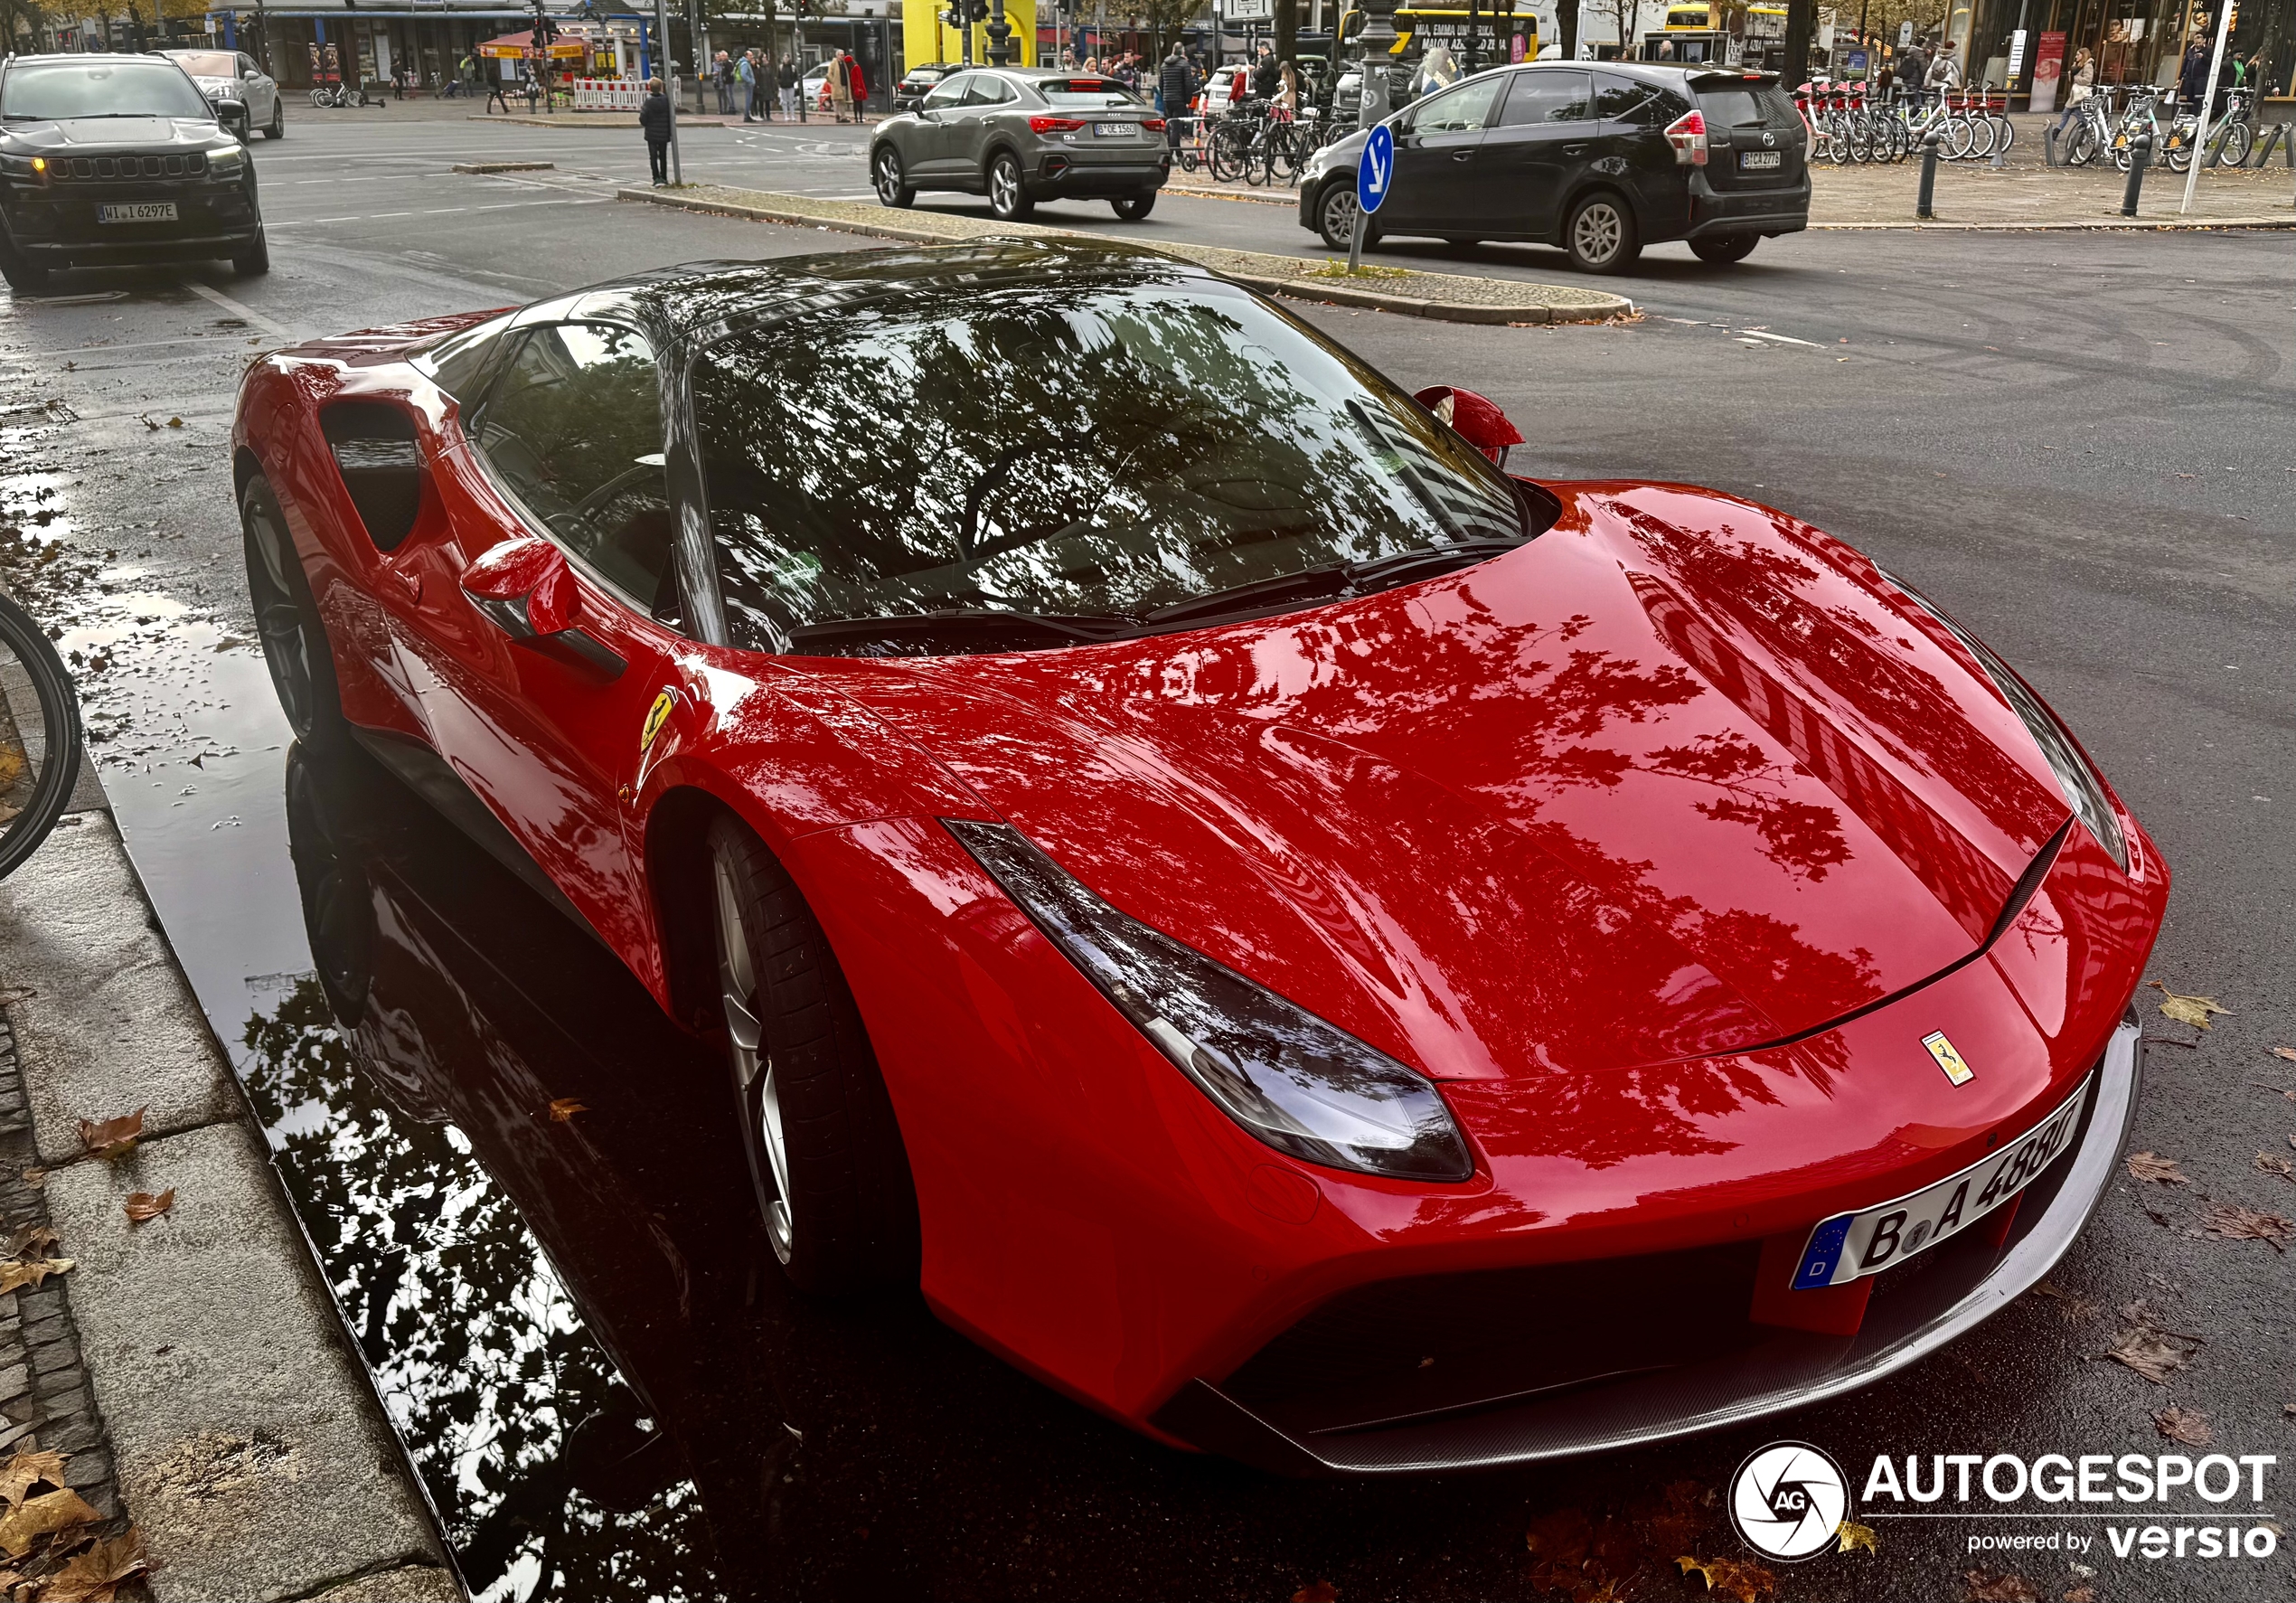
181 279 300 341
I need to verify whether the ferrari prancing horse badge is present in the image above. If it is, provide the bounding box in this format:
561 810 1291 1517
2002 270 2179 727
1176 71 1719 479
1923 1031 1974 1087
640 688 676 755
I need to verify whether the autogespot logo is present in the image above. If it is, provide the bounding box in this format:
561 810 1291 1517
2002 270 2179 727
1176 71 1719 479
1730 1441 1852 1561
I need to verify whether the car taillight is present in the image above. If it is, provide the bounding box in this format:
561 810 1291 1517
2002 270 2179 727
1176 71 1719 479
1141 118 1167 131
1664 108 1708 166
1030 116 1087 133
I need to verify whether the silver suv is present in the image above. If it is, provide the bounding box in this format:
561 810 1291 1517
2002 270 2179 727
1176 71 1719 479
869 68 1170 222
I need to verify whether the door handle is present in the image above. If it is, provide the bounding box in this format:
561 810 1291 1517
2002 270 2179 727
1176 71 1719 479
1452 149 1474 161
1562 143 1591 156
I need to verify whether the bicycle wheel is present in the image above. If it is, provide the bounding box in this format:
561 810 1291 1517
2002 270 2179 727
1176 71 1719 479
2061 118 2096 165
2216 118 2254 166
1991 114 2014 154
0 588 84 882
1209 123 1251 184
1244 140 1272 187
1945 113 1978 160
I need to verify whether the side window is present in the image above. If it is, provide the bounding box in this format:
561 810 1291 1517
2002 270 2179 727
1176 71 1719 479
1594 75 1662 125
421 314 515 402
923 74 968 109
1495 70 1595 127
965 75 1012 106
466 323 677 618
1408 74 1505 134
239 53 259 79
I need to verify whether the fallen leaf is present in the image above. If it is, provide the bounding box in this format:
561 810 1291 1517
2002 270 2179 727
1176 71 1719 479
1677 1555 1776 1601
2256 1152 2295 1183
2148 981 2231 1031
2064 1589 2096 1603
0 1227 56 1261
2155 1406 2212 1446
165 418 183 429
1642 1478 1708 1556
0 1260 72 1297
1290 1585 1338 1603
17 1171 42 1192
1526 1506 1593 1593
2254 1083 2296 1101
2031 1280 2097 1323
2105 1325 2193 1384
1836 1518 1879 1554
2200 1202 2292 1249
0 1488 99 1558
1962 1570 2041 1603
2125 1151 2188 1184
34 1527 146 1601
123 1188 175 1223
2272 1047 2296 1062
0 1450 62 1513
74 1108 145 1163
547 1098 588 1122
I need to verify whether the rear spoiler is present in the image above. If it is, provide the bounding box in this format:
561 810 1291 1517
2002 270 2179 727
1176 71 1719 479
1685 69 1783 85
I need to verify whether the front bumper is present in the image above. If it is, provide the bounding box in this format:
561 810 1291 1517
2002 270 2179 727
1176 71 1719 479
1153 1016 2142 1473
3 183 260 265
1686 171 1811 238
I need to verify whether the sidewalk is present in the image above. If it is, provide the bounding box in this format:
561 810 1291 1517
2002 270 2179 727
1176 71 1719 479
0 793 460 1601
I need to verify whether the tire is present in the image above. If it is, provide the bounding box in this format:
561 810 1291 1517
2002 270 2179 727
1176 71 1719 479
2061 120 2095 166
0 587 83 884
0 248 48 295
704 814 918 1295
1209 123 1249 184
241 474 347 750
282 752 373 1027
232 225 270 277
267 96 286 138
1110 191 1156 221
2217 119 2254 167
1689 232 1757 265
1945 114 1977 160
1563 191 1639 274
1315 179 1361 251
985 150 1033 220
309 88 332 109
871 146 914 208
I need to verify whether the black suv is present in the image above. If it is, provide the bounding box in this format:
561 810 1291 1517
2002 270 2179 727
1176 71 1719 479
0 52 268 293
1297 63 1808 272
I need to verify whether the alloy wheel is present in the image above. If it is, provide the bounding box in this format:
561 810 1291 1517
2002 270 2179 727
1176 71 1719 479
1572 202 1623 268
989 156 1022 217
1319 184 1360 250
715 854 795 1263
873 149 907 205
246 498 317 739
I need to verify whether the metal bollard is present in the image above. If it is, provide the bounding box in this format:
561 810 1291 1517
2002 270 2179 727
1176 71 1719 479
2122 129 2152 217
1916 127 1943 219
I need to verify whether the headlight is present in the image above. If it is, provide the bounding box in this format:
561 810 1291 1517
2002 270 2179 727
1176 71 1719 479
0 153 43 181
947 820 1475 1182
205 146 245 178
1885 572 2129 872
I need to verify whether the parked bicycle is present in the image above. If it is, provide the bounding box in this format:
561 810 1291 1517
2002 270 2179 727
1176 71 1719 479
0 587 83 882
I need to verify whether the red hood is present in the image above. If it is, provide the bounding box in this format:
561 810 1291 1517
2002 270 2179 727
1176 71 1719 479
797 483 2072 1082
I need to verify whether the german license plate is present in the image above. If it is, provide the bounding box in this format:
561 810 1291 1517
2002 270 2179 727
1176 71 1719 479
1095 122 1133 137
1791 1074 2091 1288
1739 150 1783 170
97 202 177 224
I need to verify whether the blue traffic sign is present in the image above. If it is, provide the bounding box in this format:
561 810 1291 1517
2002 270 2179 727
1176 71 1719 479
1358 122 1395 214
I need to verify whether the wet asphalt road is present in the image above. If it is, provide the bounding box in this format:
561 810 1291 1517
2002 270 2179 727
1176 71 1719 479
0 111 2290 1603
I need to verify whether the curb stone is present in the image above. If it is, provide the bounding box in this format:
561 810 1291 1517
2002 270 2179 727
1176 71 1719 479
615 184 1634 325
0 811 464 1602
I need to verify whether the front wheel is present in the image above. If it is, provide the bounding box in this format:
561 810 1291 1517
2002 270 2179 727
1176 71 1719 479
1689 232 1757 265
2216 118 2254 166
232 225 270 277
1315 180 1362 251
267 97 286 138
871 146 914 208
1564 192 1640 274
985 151 1033 221
1110 191 1156 221
0 249 48 294
705 815 918 1295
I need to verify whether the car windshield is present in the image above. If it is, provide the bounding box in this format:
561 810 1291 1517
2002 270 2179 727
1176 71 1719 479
1038 78 1138 107
0 60 212 120
165 52 239 78
694 273 1538 655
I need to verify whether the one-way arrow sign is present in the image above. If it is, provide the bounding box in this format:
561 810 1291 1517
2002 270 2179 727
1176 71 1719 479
1358 122 1395 215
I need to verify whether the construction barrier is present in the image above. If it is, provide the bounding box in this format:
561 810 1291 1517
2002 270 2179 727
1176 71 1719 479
571 78 645 111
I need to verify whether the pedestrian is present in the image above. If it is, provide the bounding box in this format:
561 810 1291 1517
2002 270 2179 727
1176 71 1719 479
754 52 774 120
640 77 673 185
485 58 513 114
715 51 733 117
1274 60 1298 118
2053 45 2094 137
829 51 852 123
1159 43 1193 151
847 52 868 118
1926 40 1962 92
1251 41 1280 99
2178 35 2210 112
735 47 754 120
1414 44 1457 96
779 57 798 118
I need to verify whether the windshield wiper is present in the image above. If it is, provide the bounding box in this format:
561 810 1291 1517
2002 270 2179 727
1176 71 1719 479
1141 540 1526 630
786 608 1139 652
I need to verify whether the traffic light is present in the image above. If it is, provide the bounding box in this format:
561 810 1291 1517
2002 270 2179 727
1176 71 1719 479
965 0 990 21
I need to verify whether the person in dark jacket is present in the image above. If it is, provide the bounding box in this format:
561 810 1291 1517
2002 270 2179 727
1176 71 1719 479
1159 45 1195 151
639 79 673 185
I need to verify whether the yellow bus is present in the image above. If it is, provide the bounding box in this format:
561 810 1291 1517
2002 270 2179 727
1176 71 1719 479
1391 6 1540 65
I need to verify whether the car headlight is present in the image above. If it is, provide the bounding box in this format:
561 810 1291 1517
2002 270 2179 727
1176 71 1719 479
0 153 43 181
947 820 1475 1182
1885 572 2129 872
205 146 245 178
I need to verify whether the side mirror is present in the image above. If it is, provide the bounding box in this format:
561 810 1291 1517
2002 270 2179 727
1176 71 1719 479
460 536 576 638
1414 386 1524 467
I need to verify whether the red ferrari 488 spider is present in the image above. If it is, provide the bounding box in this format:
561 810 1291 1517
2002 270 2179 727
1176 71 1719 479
234 240 2165 1474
